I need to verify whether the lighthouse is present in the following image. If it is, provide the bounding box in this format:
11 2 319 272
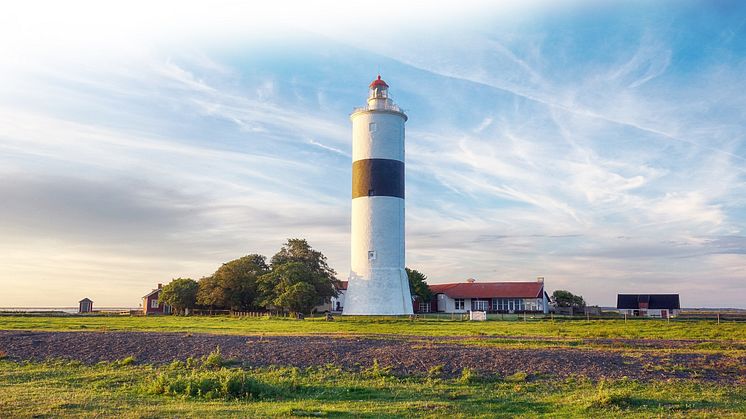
343 76 413 315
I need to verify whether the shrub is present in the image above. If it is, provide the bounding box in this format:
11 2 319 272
203 347 224 369
185 356 200 369
145 369 275 400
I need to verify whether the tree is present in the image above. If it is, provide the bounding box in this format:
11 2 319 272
258 239 340 315
406 268 432 302
195 275 220 308
270 238 337 280
258 263 320 315
552 290 586 309
196 254 269 311
159 278 198 315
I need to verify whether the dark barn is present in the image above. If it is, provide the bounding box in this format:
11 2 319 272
617 294 680 318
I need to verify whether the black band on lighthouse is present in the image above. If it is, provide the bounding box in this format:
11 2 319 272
352 158 404 199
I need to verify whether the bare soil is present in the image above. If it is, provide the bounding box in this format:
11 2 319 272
1 330 743 382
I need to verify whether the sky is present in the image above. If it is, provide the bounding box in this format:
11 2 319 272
1 0 745 308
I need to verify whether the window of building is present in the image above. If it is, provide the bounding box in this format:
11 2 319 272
151 299 159 308
419 302 430 313
367 250 376 261
492 298 509 311
454 298 465 310
472 299 488 311
369 122 377 132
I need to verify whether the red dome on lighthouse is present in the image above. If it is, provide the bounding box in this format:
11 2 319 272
369 75 389 88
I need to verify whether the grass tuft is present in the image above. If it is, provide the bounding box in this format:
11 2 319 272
202 347 224 369
586 379 635 409
144 366 276 400
588 389 635 409
119 356 136 366
458 367 476 384
505 371 528 382
364 359 391 378
427 364 444 379
291 409 328 417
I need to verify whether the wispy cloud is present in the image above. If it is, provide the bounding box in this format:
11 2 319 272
1 2 744 307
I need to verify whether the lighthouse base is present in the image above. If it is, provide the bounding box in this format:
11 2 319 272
342 268 413 315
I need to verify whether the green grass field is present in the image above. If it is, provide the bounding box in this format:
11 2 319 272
1 314 745 340
1 356 744 418
1 316 744 417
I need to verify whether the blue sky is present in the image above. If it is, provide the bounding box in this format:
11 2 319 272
1 1 745 308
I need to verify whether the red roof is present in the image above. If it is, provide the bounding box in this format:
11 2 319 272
369 75 388 88
429 282 543 299
142 288 161 299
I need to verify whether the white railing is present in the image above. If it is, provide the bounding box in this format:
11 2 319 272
352 103 404 114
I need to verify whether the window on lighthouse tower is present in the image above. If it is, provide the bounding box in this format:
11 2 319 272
369 87 387 99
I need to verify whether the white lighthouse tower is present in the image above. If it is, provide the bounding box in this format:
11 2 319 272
343 75 413 315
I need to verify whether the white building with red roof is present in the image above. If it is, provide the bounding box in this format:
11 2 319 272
332 280 348 312
314 280 348 313
416 278 549 314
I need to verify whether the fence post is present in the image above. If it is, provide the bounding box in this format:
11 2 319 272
717 312 720 325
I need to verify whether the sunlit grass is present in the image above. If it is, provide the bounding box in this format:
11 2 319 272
0 359 743 418
1 317 744 417
1 315 745 341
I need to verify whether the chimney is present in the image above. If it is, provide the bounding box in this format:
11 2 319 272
537 276 544 283
157 283 162 289
466 278 476 283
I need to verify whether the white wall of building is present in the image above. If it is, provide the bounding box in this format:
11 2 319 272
330 289 346 312
433 295 547 314
620 308 680 318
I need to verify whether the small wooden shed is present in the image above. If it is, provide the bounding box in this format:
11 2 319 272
79 298 93 313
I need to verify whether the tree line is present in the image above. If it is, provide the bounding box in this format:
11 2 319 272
159 238 432 316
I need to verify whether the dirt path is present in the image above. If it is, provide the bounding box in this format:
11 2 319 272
1 331 743 382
